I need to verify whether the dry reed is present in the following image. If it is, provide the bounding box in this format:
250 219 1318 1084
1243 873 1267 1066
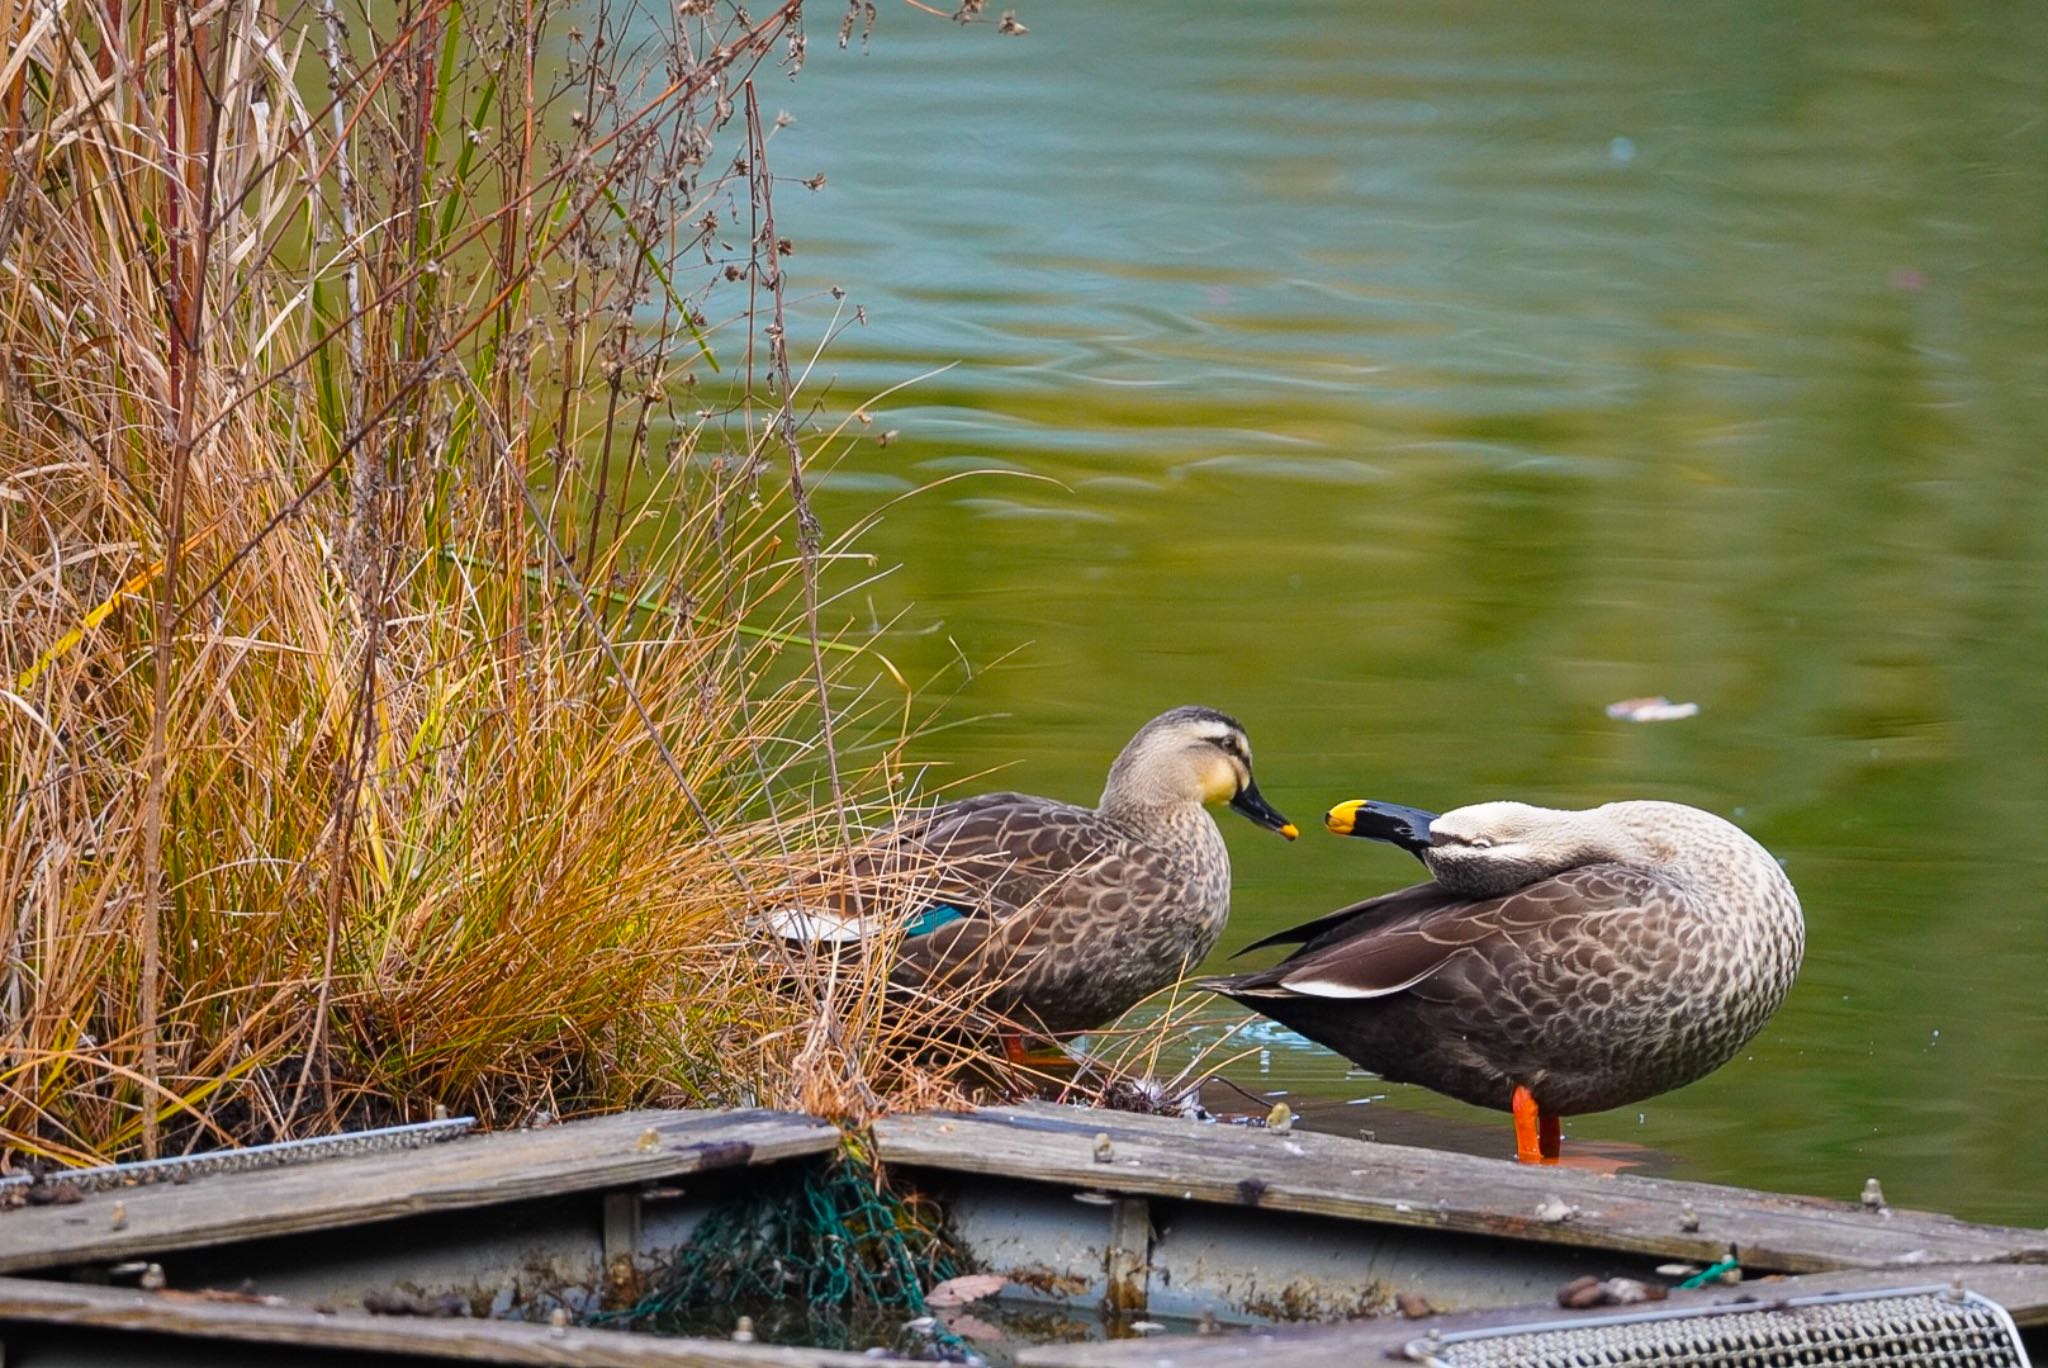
0 0 1045 1166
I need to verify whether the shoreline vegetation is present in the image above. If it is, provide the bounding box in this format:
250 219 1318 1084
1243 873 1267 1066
0 0 1095 1169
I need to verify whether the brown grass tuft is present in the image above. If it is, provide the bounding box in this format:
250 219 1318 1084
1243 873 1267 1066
0 0 1028 1164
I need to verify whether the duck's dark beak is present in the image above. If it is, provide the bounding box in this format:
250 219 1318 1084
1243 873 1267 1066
1231 780 1299 840
1325 799 1437 860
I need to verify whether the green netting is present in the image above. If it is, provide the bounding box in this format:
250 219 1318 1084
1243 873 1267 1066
611 1133 975 1360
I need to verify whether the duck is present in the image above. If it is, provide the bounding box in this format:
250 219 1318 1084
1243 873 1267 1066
773 706 1298 1061
1199 797 1803 1162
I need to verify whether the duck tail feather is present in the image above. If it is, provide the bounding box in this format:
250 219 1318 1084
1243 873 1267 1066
1229 882 1457 958
1192 971 1294 999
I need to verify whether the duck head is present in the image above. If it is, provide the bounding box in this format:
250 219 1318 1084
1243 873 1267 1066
1103 706 1297 839
1327 798 1643 898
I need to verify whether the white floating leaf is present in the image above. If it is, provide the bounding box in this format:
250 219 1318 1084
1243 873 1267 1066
1605 696 1701 723
926 1274 1009 1308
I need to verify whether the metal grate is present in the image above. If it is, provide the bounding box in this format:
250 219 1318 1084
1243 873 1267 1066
0 1116 476 1195
1403 1285 2031 1367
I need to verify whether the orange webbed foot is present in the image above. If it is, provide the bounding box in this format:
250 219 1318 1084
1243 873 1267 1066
1512 1084 1561 1164
1000 1031 1077 1070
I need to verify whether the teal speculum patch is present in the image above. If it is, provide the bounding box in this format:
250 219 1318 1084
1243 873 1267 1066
902 904 968 938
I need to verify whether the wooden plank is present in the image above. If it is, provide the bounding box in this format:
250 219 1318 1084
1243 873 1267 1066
0 1276 876 1366
873 1105 2048 1276
0 1109 836 1274
1017 1261 2048 1366
1103 1197 1150 1314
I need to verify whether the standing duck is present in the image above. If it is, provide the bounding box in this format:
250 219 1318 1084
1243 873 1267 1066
1200 798 1803 1161
775 706 1297 1059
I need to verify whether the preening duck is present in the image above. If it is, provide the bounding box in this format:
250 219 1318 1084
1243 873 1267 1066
1201 798 1803 1162
774 706 1297 1060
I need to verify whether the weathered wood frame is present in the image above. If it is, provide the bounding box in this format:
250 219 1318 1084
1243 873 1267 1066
2 1103 2042 1365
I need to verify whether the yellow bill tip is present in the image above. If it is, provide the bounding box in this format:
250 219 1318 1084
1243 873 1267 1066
1324 800 1365 836
1278 822 1300 841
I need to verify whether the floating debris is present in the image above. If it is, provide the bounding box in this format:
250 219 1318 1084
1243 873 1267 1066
1606 696 1700 723
1676 1251 1743 1288
948 1312 1003 1342
925 1274 1006 1308
363 1288 466 1317
1396 1291 1435 1319
1558 1275 1665 1309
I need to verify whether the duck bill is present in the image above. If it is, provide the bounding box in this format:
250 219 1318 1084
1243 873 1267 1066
1230 781 1299 840
1325 799 1437 858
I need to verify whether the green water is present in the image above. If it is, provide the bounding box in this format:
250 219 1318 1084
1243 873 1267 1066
761 2 2048 1224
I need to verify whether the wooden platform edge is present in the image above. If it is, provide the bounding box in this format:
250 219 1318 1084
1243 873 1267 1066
872 1103 2048 1276
0 1276 872 1367
0 1108 839 1274
1013 1261 2048 1366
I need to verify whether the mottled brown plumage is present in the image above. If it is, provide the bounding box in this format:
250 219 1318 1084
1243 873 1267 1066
1201 800 1804 1125
775 706 1296 1036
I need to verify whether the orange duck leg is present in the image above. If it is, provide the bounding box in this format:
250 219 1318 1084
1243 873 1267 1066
1512 1084 1562 1163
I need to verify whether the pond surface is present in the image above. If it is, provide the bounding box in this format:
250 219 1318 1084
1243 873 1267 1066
763 0 2048 1225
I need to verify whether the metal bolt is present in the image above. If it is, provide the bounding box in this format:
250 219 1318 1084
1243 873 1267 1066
1861 1177 1886 1210
1093 1133 1113 1163
732 1314 756 1342
1679 1201 1700 1232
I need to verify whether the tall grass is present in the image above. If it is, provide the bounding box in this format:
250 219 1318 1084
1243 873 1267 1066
0 0 968 1164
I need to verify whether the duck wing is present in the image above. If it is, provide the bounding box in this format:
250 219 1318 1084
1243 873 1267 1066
776 792 1126 944
876 791 1121 917
1206 864 1670 1001
883 796 1195 1013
